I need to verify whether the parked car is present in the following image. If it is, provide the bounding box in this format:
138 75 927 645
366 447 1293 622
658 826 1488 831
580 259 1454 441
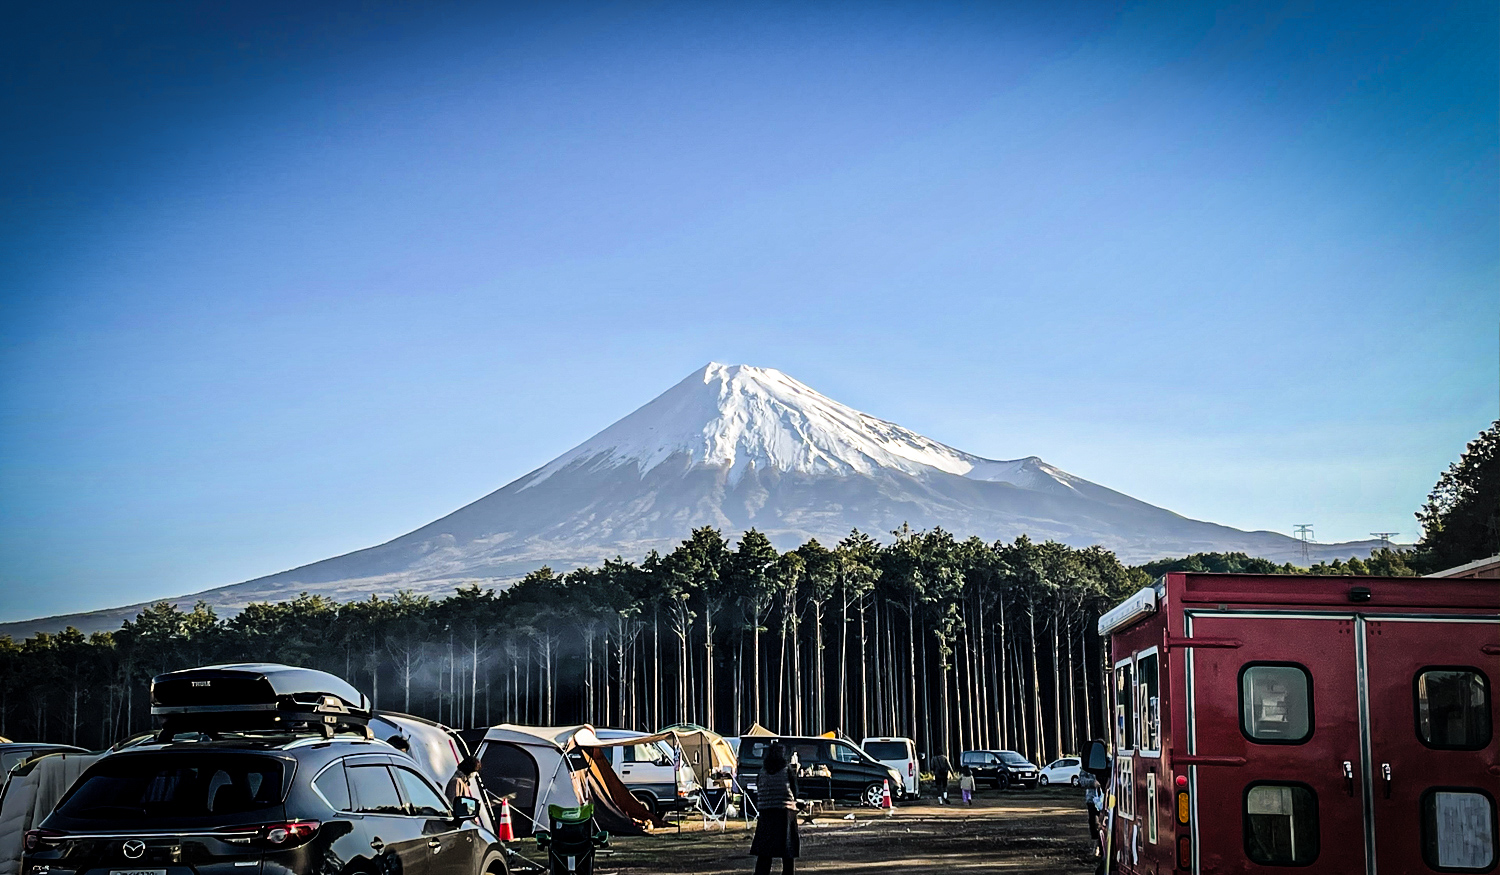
0 743 87 773
1038 756 1081 786
28 734 508 875
737 735 903 808
859 737 918 797
959 749 1039 789
594 728 700 814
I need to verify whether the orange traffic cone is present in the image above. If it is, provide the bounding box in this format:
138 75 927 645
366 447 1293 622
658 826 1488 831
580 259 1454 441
881 779 893 813
497 797 515 841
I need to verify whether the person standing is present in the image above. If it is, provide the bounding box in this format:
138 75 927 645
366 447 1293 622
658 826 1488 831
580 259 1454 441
750 742 800 875
930 753 953 804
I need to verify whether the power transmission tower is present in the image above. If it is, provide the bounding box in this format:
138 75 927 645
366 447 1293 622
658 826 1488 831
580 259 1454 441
1293 524 1314 564
1370 532 1398 549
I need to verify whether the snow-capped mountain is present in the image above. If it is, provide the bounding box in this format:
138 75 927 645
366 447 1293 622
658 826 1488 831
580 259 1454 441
1 363 1384 637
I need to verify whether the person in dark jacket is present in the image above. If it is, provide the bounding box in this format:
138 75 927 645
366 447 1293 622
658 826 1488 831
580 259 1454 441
931 753 953 804
750 742 800 875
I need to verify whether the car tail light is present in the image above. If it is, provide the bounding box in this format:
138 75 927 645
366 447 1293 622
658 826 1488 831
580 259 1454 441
909 763 915 776
224 821 320 847
23 830 64 852
1177 834 1191 869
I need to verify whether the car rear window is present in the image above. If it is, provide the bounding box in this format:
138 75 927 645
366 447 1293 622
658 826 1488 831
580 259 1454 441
55 754 285 822
864 742 909 761
1000 752 1029 765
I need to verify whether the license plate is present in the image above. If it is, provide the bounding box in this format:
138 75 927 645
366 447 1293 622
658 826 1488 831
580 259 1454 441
112 868 167 875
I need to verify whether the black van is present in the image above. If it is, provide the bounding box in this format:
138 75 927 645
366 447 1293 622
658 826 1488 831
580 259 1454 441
736 736 904 809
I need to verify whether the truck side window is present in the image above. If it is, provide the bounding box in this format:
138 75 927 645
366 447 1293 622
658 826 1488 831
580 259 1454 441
1244 783 1318 865
1138 651 1160 752
1421 789 1496 871
1415 668 1492 751
1240 664 1312 743
1116 662 1136 749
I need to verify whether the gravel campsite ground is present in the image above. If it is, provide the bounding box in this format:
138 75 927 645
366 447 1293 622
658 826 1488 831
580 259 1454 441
588 787 1097 874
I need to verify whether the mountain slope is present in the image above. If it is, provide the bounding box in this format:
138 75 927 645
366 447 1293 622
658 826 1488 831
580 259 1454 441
1 363 1384 637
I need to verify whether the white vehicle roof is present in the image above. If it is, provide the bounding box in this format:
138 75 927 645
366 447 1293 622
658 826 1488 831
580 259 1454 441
861 736 915 744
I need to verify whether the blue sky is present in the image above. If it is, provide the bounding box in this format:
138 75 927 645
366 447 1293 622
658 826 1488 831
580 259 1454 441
1 1 1495 621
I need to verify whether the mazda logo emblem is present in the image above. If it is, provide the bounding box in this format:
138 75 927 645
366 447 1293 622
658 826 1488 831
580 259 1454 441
122 840 145 859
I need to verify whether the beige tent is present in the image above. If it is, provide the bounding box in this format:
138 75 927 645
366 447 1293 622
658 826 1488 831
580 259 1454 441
743 723 776 737
0 752 104 875
657 724 738 787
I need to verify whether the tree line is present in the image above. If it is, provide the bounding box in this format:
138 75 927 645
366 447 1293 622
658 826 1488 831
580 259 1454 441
3 420 1491 765
3 529 1150 766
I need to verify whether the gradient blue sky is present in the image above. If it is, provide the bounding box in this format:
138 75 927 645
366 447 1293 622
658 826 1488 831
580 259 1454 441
2 1 1495 621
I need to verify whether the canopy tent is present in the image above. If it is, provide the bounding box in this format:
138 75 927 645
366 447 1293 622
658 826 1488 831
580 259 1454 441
743 723 775 737
473 724 665 838
0 751 104 875
657 724 738 787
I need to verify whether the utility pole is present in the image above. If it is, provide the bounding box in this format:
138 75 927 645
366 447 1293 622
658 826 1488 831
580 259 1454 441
1293 524 1314 565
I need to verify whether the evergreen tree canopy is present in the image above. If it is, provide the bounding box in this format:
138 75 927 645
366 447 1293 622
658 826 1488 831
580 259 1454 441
1413 420 1500 572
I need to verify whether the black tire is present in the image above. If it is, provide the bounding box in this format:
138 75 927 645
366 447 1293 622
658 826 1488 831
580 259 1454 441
631 792 658 815
1070 776 1080 787
863 783 887 808
1039 775 1050 786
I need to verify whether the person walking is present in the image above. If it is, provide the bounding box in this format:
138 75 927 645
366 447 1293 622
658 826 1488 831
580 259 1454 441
930 752 953 804
750 742 800 875
958 768 976 806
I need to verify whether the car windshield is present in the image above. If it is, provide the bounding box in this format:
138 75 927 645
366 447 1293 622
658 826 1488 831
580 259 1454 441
863 742 909 761
54 754 285 822
999 752 1030 765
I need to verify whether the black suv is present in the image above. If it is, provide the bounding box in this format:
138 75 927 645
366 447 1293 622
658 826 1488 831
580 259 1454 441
959 749 1040 789
25 735 508 875
737 736 904 809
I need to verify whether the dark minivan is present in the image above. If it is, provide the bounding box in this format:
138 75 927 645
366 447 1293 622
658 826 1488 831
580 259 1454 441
26 735 507 875
736 736 903 809
959 749 1039 789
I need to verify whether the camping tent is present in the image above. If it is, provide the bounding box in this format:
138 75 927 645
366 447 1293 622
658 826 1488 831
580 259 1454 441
0 752 104 875
656 724 738 787
743 723 775 737
471 724 666 838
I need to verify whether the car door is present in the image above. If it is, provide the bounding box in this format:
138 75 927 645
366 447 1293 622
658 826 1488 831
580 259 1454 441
1189 613 1366 875
1363 615 1499 874
346 759 430 875
621 742 671 806
392 764 480 875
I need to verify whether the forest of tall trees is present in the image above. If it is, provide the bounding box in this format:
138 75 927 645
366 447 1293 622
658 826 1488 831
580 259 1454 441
1 528 1152 766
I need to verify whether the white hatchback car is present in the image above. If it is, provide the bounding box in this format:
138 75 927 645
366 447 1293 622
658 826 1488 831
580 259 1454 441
1039 756 1082 786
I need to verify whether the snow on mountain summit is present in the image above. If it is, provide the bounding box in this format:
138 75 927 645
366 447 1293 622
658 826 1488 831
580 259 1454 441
522 362 1077 491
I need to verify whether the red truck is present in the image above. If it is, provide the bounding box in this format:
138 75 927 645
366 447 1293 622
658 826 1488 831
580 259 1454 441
1087 572 1498 874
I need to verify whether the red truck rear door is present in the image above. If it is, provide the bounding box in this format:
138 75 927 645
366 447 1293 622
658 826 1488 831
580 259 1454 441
1363 615 1499 874
1188 613 1366 874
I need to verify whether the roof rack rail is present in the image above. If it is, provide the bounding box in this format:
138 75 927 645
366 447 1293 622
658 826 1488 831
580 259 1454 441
151 663 372 740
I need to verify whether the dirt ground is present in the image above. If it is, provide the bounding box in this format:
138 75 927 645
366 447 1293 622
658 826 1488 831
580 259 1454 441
568 786 1097 874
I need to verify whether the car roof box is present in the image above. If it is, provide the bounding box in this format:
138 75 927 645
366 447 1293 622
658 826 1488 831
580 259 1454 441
151 663 372 736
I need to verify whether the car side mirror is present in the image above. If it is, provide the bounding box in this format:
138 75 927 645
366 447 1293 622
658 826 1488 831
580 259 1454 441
1082 739 1111 786
453 795 480 821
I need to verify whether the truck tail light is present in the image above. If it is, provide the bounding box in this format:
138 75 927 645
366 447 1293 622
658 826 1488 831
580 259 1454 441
1177 789 1189 824
1177 835 1191 870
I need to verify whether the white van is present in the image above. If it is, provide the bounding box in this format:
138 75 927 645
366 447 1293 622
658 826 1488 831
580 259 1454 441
595 728 701 814
860 736 918 796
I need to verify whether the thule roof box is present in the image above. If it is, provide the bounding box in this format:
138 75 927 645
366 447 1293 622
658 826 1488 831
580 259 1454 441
151 663 372 738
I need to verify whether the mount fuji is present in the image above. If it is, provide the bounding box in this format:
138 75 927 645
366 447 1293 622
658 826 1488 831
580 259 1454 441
3 363 1383 636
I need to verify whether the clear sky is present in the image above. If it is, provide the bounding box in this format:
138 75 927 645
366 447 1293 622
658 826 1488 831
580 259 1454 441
2 1 1495 622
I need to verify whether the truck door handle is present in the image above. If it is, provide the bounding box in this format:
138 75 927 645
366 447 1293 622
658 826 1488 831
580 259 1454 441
1381 763 1391 799
1342 761 1353 796
370 837 384 852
